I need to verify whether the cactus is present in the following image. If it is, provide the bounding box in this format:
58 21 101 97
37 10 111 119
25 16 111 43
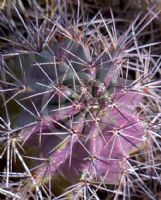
0 1 161 199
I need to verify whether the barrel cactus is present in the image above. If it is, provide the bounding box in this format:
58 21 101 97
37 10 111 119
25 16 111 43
0 1 161 199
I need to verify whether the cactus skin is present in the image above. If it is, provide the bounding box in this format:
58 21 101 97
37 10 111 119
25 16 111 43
2 31 144 187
